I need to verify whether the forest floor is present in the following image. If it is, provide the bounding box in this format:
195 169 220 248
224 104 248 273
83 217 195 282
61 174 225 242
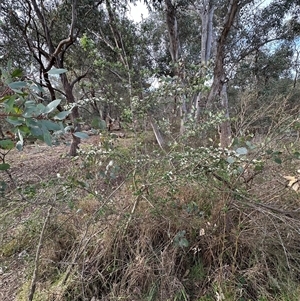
0 134 102 301
1 132 300 301
1 135 102 190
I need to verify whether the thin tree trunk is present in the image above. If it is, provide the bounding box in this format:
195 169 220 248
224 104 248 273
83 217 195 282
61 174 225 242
219 83 232 147
150 117 166 150
60 73 81 156
165 0 186 134
196 0 215 120
206 0 239 147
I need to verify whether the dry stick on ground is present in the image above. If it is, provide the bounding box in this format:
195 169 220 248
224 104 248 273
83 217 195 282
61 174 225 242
28 206 53 301
0 149 28 202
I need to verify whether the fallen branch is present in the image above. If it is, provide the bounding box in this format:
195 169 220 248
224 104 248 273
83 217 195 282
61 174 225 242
28 206 53 301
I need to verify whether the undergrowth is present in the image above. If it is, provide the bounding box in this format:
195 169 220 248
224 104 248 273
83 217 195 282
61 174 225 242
1 125 300 301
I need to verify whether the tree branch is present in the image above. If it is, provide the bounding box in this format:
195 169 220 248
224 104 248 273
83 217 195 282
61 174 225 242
50 0 78 59
71 69 90 89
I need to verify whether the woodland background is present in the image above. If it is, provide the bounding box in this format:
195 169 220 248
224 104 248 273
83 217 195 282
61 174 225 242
1 0 300 300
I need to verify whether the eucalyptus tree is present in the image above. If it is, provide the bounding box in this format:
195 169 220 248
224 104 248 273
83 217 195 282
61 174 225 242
151 0 244 144
191 0 300 146
0 0 103 155
76 0 151 127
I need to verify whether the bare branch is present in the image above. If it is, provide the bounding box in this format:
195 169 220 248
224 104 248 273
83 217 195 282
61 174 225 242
30 0 55 53
71 69 90 89
51 0 78 59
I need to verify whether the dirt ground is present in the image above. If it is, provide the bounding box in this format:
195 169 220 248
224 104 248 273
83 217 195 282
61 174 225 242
1 135 102 188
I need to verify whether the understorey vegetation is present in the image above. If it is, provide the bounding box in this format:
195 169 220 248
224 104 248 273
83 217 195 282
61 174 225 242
1 71 300 300
1 0 300 300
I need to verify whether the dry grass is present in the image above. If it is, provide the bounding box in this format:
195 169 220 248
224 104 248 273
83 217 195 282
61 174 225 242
1 130 300 301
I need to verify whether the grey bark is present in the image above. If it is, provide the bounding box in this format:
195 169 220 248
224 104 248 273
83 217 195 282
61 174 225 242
165 0 187 135
200 0 215 65
165 0 181 64
195 0 215 120
206 0 239 147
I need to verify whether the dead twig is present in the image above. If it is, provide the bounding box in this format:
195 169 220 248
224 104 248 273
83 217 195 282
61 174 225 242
28 206 53 301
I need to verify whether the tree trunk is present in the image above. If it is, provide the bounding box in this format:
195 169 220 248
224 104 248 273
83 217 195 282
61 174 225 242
165 0 180 64
196 0 215 120
206 0 239 147
60 73 81 156
201 0 215 64
165 0 186 134
219 84 232 147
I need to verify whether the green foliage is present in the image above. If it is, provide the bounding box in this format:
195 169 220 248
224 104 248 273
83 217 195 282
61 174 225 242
1 67 69 143
0 66 71 181
0 1 300 300
174 230 189 248
0 139 14 150
48 68 68 75
0 163 10 171
79 33 95 52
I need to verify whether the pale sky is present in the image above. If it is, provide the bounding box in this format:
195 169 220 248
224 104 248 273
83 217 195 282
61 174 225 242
128 2 149 23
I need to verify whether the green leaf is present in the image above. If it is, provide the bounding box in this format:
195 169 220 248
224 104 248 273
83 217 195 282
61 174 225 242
16 140 23 151
54 110 71 120
3 94 17 110
44 99 61 114
39 120 61 131
30 83 44 93
91 117 107 130
254 163 264 171
23 106 38 117
18 125 31 135
236 147 248 155
8 81 27 90
11 68 23 78
26 118 39 127
293 151 300 159
43 130 52 146
73 132 89 139
36 103 47 113
245 140 256 150
0 163 10 171
30 127 43 136
48 68 68 75
0 140 14 150
24 100 37 107
179 237 189 248
7 117 24 126
226 157 235 164
273 157 282 164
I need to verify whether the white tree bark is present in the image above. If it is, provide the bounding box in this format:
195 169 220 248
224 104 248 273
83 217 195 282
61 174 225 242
201 0 215 65
195 0 215 120
165 0 187 135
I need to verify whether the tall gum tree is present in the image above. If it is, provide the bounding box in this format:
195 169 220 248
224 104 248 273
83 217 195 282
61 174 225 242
164 0 190 134
205 0 240 147
0 0 91 155
195 0 299 147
